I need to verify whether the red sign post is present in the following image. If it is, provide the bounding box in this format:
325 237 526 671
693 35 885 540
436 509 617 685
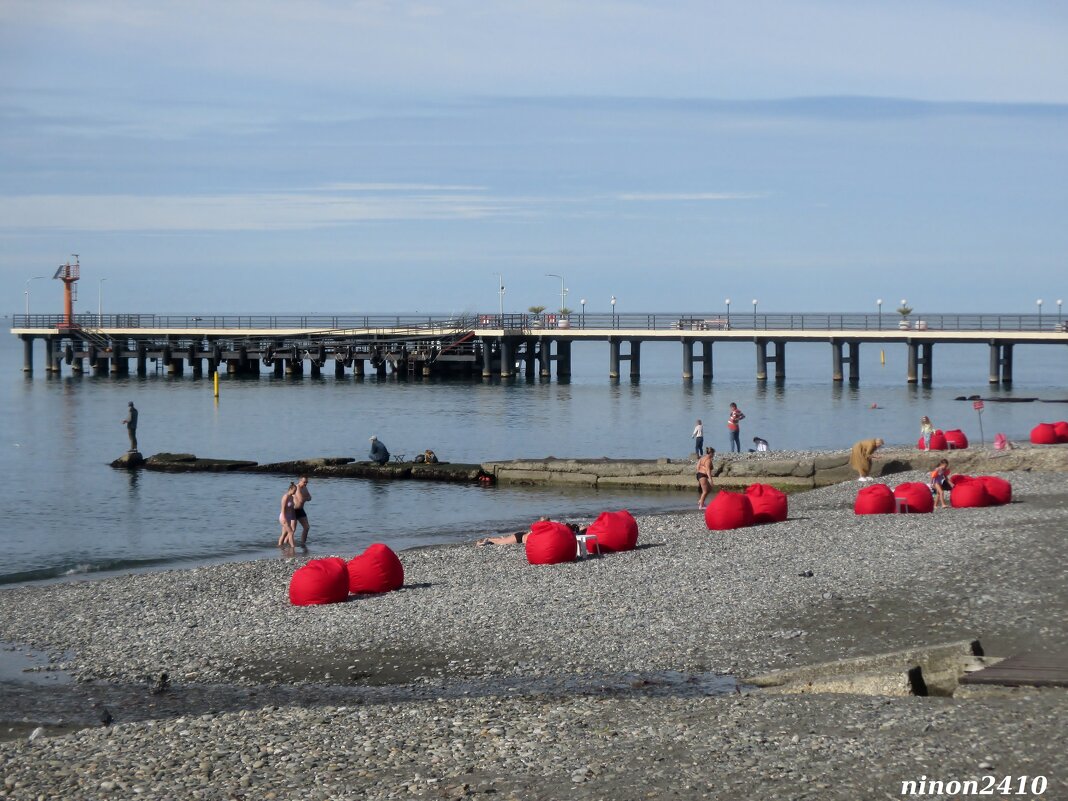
973 400 985 445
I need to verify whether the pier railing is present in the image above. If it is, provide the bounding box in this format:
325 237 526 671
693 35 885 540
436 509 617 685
10 312 1068 333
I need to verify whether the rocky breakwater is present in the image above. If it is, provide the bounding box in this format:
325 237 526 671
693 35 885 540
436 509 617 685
482 443 1068 492
109 452 488 483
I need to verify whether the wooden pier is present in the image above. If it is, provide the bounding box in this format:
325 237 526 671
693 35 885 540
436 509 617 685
10 311 1068 385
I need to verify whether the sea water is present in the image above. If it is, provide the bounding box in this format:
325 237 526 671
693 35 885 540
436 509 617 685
2 327 1065 585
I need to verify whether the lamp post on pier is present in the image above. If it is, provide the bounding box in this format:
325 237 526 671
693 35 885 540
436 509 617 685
98 277 108 326
611 295 616 328
546 273 567 317
1058 299 1063 327
580 298 586 328
725 298 730 328
494 273 505 324
752 298 758 328
876 298 883 329
1037 299 1043 330
24 275 46 316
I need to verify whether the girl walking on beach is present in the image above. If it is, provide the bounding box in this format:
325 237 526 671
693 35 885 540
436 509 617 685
696 447 716 509
929 459 953 508
277 483 297 548
920 416 935 450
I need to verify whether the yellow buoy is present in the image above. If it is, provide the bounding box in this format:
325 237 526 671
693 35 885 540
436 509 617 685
213 370 219 398
880 349 885 365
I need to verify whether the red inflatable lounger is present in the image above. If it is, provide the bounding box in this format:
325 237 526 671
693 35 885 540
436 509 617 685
950 481 992 509
1031 423 1059 445
586 510 639 553
976 476 1012 506
525 520 577 565
917 431 948 451
289 557 350 606
854 483 896 515
943 429 969 449
892 482 934 514
705 490 754 531
1055 421 1068 443
745 483 788 524
347 543 405 594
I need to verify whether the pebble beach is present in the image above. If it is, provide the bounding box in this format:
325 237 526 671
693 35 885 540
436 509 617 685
2 458 1067 800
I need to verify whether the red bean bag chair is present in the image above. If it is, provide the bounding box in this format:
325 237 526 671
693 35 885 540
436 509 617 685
525 520 576 565
1031 423 1059 445
585 510 638 553
289 557 350 606
854 483 896 515
892 482 934 514
704 490 754 531
745 483 788 524
347 543 404 594
950 480 992 508
949 474 971 486
1055 421 1068 443
943 429 969 449
976 476 1012 506
917 430 948 450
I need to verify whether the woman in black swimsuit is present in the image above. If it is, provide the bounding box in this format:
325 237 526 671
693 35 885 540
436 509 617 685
696 447 715 509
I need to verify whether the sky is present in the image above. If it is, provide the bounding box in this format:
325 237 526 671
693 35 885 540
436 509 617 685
2 1 1067 317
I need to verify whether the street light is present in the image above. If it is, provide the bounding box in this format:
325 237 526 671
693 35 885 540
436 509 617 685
24 275 46 316
580 298 586 328
752 298 758 327
1037 298 1043 329
876 298 883 329
546 273 567 316
611 295 616 327
1058 299 1063 326
98 277 108 325
494 273 505 322
725 298 730 327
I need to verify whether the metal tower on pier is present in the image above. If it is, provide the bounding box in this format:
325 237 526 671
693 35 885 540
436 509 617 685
53 255 80 328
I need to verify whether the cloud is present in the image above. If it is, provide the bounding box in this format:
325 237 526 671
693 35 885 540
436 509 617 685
0 183 765 232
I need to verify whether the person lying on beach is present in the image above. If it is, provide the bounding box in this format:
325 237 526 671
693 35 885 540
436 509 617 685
476 518 586 546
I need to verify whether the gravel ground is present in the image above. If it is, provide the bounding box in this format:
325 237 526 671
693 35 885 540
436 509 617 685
1 467 1066 800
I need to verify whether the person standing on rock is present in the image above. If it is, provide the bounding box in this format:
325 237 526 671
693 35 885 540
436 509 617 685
727 402 745 453
293 476 312 546
122 401 139 452
369 435 390 465
691 419 704 458
696 447 716 509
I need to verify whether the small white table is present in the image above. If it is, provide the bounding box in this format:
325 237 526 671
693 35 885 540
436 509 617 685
576 534 600 558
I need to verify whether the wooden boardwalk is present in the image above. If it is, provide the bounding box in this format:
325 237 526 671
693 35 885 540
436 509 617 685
960 649 1068 688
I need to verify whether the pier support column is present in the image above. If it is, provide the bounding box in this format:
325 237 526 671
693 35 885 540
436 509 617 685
22 337 33 373
112 354 127 375
848 342 860 383
629 340 641 379
701 341 713 380
831 341 843 382
310 360 322 379
43 338 57 373
755 340 768 381
988 342 1014 385
500 337 515 377
921 342 933 384
273 359 284 378
609 338 621 379
681 339 694 380
354 357 365 378
72 342 85 374
335 357 346 378
538 337 551 377
557 339 572 378
769 341 786 381
136 343 147 376
50 338 63 374
522 340 536 378
480 338 494 378
907 342 918 384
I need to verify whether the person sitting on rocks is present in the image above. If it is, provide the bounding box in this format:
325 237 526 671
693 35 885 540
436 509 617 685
750 436 769 452
368 435 390 465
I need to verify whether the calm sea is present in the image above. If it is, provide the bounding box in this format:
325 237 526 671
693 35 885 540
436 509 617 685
2 324 1065 586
